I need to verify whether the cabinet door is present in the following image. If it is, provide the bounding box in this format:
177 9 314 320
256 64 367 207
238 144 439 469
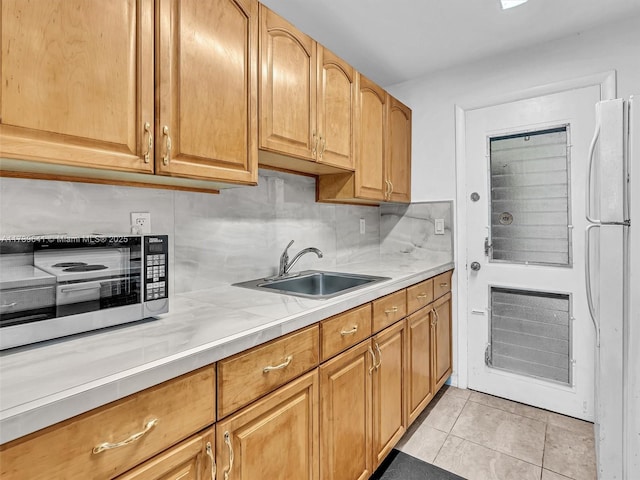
0 0 154 173
319 341 372 480
259 5 316 161
406 308 433 427
371 320 406 468
155 0 258 184
116 428 216 480
355 75 387 201
433 292 452 393
387 96 411 203
317 47 355 171
216 371 319 480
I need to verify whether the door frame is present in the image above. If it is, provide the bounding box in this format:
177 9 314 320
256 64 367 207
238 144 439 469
453 71 617 389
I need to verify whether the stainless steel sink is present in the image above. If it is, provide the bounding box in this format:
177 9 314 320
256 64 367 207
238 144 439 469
234 270 390 299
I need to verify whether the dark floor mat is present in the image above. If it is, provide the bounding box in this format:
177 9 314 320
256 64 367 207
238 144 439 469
371 450 467 480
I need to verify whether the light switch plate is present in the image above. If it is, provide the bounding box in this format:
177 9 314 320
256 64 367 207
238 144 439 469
435 218 445 235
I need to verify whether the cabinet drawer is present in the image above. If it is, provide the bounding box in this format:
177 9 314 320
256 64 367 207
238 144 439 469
217 325 319 418
433 271 452 300
320 304 372 361
0 366 216 480
372 289 407 333
406 279 434 314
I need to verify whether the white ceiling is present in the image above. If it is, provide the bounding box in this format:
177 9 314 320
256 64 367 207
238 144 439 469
260 0 640 87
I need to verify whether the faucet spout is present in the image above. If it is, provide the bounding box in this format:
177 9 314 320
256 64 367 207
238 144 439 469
275 241 323 278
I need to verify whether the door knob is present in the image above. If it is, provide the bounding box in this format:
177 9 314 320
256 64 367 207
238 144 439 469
470 261 481 271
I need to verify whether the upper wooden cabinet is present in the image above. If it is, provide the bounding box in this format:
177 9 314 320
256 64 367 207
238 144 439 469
258 6 356 174
387 95 412 203
0 0 154 173
355 75 388 201
317 76 411 205
316 47 356 171
259 5 316 162
1 0 258 187
155 0 258 184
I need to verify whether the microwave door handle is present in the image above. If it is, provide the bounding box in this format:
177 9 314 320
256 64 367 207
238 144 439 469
60 285 101 294
585 223 601 347
586 106 602 225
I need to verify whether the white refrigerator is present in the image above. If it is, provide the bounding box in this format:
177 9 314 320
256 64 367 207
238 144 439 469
586 96 638 479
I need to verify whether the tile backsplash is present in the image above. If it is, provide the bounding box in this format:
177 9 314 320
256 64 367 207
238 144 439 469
0 170 452 294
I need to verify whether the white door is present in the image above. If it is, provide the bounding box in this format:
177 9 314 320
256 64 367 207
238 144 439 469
466 85 600 421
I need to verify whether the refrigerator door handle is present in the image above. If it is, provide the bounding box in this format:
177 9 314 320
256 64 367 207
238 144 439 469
585 223 601 347
586 107 602 224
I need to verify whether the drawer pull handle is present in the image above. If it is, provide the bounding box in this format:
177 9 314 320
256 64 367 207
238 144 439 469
0 302 17 309
431 308 440 326
384 306 398 315
368 346 377 374
263 355 293 373
92 418 158 454
206 441 216 479
374 342 382 369
416 293 428 299
223 431 234 480
439 282 448 287
340 325 358 336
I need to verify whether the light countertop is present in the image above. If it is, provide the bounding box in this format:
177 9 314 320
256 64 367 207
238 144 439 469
0 257 454 445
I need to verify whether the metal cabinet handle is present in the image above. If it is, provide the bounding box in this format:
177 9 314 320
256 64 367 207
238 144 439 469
439 282 448 287
368 346 377 374
142 122 153 163
92 418 158 454
206 441 216 480
312 131 318 156
416 293 428 299
162 125 172 166
319 135 326 159
0 302 17 309
263 355 293 373
384 180 391 200
340 325 358 336
388 180 394 198
431 307 440 326
374 342 382 369
384 306 398 315
223 431 234 480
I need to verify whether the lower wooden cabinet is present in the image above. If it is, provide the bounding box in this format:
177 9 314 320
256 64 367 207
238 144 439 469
0 366 216 480
433 292 453 393
406 306 433 427
319 341 373 480
216 370 319 480
116 427 216 480
371 320 406 469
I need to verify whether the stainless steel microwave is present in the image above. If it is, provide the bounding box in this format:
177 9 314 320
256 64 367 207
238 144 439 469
0 234 169 350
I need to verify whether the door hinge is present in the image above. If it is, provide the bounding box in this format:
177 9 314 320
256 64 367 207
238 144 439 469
484 344 493 367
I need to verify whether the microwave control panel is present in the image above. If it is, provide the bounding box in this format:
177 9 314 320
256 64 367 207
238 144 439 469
144 235 168 301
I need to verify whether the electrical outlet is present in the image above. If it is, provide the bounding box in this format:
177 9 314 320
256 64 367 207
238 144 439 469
434 218 445 235
131 212 151 234
359 218 366 235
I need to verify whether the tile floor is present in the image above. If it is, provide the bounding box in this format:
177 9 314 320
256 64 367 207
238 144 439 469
396 386 597 480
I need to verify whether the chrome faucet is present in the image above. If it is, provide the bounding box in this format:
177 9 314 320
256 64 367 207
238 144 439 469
277 240 323 277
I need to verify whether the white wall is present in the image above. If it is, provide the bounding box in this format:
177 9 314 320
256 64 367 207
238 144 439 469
388 14 640 202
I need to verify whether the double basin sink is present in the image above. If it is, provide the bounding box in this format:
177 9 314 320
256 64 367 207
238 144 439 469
234 270 390 300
